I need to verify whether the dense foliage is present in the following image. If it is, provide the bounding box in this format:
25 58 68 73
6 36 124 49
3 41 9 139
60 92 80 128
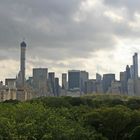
1 94 140 140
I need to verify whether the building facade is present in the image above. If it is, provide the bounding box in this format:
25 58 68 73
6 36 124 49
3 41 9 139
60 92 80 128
33 68 48 97
68 70 81 91
68 70 88 92
48 72 55 96
62 73 67 90
103 74 115 93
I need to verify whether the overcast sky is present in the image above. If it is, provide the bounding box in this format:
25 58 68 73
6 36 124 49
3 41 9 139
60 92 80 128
0 0 140 81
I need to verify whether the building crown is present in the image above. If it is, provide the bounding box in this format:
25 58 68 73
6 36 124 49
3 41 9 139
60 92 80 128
20 41 26 47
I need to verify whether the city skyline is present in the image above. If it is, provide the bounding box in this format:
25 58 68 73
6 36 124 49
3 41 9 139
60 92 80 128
1 0 140 81
0 40 138 101
0 41 140 82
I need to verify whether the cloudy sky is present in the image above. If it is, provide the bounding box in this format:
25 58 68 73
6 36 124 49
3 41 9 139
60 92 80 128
0 0 140 82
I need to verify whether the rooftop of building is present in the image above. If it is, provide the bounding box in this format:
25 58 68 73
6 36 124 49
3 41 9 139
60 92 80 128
20 41 26 47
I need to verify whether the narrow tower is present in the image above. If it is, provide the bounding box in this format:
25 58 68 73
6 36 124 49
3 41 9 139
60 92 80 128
133 53 138 79
16 41 27 101
20 41 26 87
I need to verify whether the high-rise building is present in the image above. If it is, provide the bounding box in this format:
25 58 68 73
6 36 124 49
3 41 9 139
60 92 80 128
85 79 96 94
96 73 102 82
128 79 134 96
62 73 67 90
135 78 140 96
133 53 138 79
48 72 55 95
110 80 121 94
68 70 88 92
80 71 89 92
68 70 81 91
16 41 27 101
16 41 26 88
55 78 60 96
132 53 139 94
20 41 26 87
126 65 131 81
103 74 115 93
120 65 131 94
130 65 134 79
96 73 103 93
120 72 127 94
33 68 48 97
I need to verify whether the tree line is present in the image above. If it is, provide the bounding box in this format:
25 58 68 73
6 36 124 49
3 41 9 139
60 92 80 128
1 94 140 140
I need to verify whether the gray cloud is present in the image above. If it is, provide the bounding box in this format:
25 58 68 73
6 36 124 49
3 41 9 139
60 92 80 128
0 0 119 61
0 0 140 80
104 0 140 10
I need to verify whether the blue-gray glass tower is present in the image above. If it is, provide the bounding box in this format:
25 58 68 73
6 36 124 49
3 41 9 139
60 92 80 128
103 74 115 93
68 70 88 91
133 53 138 79
48 72 55 95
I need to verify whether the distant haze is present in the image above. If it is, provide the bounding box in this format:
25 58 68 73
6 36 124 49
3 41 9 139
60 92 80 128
0 0 140 80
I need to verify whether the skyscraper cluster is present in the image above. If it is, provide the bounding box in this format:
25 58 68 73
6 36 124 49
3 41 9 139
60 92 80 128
0 42 139 101
120 53 139 96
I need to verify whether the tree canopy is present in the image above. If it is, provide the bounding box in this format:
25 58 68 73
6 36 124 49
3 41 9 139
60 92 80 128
1 95 140 140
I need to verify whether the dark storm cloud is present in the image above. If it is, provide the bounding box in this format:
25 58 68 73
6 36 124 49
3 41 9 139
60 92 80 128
0 0 139 61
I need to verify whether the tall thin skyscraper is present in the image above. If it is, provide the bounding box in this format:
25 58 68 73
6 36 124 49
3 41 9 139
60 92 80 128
20 41 26 87
16 41 27 101
126 65 131 81
130 65 134 79
133 53 138 79
48 72 55 95
62 73 67 89
132 53 139 94
55 78 60 96
96 73 102 82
